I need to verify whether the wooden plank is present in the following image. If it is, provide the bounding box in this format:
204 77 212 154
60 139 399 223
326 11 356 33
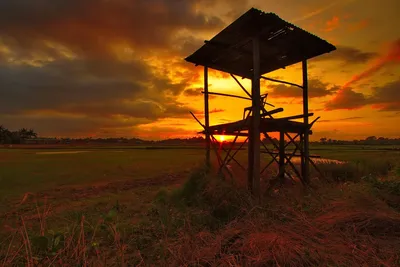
230 74 252 98
260 76 303 89
249 37 261 199
261 151 321 158
300 134 305 182
223 137 249 168
275 113 314 121
203 117 312 135
279 131 285 181
204 67 211 167
261 107 284 117
302 60 310 183
199 131 249 137
203 91 251 101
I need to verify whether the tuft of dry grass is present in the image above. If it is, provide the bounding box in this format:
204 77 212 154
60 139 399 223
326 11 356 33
0 193 133 267
164 204 400 266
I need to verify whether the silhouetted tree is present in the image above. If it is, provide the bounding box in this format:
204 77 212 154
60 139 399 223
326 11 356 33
27 129 37 138
18 128 37 139
0 126 38 144
0 125 7 144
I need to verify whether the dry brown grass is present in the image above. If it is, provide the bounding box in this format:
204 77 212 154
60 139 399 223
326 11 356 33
159 166 400 267
1 162 400 266
164 201 400 266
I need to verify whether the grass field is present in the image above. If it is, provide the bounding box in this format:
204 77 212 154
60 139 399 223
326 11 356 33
1 144 398 199
0 148 204 200
0 144 399 266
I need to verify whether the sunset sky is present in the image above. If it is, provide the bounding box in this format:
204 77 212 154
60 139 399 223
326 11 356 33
0 0 399 140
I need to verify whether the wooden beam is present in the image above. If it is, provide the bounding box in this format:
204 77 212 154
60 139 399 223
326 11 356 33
300 134 305 182
230 74 252 98
199 131 249 137
248 37 261 199
223 137 249 169
261 107 284 117
202 91 251 101
275 113 314 121
302 60 310 183
190 111 228 171
279 131 285 182
260 76 303 89
204 66 210 167
261 151 321 158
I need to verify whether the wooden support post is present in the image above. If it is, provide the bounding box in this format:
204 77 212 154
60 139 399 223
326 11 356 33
204 66 210 168
300 134 305 182
302 60 310 183
248 37 261 198
279 131 285 182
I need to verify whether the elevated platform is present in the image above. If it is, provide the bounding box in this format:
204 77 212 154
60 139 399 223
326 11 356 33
201 115 314 136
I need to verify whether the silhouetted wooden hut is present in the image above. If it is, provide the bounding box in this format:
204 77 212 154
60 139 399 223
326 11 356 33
185 8 336 198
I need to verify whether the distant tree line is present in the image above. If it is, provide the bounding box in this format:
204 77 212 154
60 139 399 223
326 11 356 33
1 125 399 146
15 136 208 145
0 126 37 144
317 136 400 145
81 136 206 145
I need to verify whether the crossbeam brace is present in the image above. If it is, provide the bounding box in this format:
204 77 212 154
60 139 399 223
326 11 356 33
260 76 303 89
230 74 252 98
202 91 251 101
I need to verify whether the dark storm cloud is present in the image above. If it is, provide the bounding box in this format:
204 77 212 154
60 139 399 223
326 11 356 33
0 56 199 139
325 79 400 111
0 114 152 137
370 79 400 105
0 0 225 136
174 35 205 57
324 88 369 110
183 87 203 97
0 58 188 115
182 87 218 99
369 79 400 111
311 45 378 64
223 0 250 20
266 79 339 98
0 0 223 59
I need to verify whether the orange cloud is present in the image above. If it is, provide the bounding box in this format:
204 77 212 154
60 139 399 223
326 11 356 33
132 125 197 140
348 19 369 32
195 108 226 119
323 16 340 32
294 1 342 22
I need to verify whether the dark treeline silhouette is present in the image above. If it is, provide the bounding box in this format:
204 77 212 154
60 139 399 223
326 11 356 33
1 125 399 146
0 126 37 144
317 136 400 146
